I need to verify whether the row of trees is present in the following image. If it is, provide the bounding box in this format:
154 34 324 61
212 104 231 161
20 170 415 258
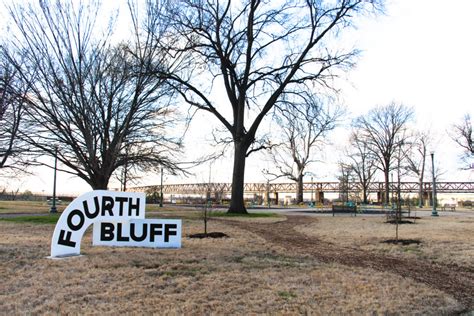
341 103 472 206
1 1 471 213
1 0 384 213
264 100 472 205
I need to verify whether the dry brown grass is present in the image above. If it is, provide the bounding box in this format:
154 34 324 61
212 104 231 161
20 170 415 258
0 210 466 315
299 215 474 268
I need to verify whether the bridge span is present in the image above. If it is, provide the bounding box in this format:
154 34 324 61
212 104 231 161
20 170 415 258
130 181 474 195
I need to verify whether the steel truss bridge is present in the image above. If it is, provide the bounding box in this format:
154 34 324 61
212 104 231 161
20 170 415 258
130 182 474 195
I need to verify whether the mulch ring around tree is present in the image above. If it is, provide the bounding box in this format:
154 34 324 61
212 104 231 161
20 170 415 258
385 219 417 224
188 232 229 239
381 239 422 245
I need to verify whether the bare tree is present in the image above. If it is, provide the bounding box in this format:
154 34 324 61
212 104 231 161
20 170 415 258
265 93 344 203
450 114 473 169
149 0 382 213
345 131 378 204
0 48 33 173
337 161 354 203
405 131 430 207
353 102 414 205
5 0 182 189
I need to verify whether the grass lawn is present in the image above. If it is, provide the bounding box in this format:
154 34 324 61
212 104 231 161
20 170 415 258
0 213 61 224
0 202 471 314
299 215 474 268
0 200 65 214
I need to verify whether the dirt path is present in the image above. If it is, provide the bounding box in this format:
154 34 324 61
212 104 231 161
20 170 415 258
221 215 474 311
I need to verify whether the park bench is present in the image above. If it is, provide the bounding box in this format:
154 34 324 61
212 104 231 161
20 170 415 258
441 203 456 211
331 203 357 216
47 198 62 205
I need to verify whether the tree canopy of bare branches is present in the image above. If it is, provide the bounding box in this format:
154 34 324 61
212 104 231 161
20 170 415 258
405 130 430 207
0 48 33 173
337 161 354 203
5 0 182 189
344 131 378 204
265 93 344 203
150 0 382 213
353 102 414 204
450 114 473 169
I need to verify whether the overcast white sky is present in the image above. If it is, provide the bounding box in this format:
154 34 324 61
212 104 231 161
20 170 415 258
1 0 473 195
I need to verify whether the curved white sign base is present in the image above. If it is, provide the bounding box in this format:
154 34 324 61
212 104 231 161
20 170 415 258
50 190 181 258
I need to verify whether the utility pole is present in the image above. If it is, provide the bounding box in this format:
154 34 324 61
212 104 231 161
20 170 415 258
50 146 58 213
123 144 128 191
391 172 394 210
160 167 164 207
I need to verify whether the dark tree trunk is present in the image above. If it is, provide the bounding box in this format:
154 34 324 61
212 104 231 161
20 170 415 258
89 174 109 190
418 153 426 208
296 173 304 204
362 186 368 204
384 170 390 205
418 163 425 208
228 141 249 214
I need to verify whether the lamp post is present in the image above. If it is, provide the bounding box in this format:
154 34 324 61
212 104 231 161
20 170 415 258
430 152 439 216
266 179 270 208
159 166 164 207
50 146 58 213
391 172 394 209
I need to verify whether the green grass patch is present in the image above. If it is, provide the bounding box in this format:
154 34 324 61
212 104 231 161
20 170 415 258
145 205 180 212
210 211 278 218
277 291 297 299
0 200 62 214
0 214 61 224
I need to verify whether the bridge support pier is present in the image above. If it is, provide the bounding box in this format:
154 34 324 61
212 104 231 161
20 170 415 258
252 193 264 205
264 191 270 206
316 191 324 203
423 192 437 207
377 191 383 204
215 191 223 204
274 192 279 205
423 191 430 207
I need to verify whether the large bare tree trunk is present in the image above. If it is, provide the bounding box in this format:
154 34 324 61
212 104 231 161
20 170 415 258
418 177 423 208
362 186 369 204
90 175 109 190
296 174 304 204
418 162 425 208
228 142 248 214
384 170 390 205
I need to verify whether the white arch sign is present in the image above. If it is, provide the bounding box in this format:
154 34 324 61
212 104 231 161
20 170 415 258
50 190 181 258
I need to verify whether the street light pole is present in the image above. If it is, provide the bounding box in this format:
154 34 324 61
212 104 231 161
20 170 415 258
391 172 394 209
123 143 128 191
50 146 58 213
159 167 164 207
430 152 439 216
